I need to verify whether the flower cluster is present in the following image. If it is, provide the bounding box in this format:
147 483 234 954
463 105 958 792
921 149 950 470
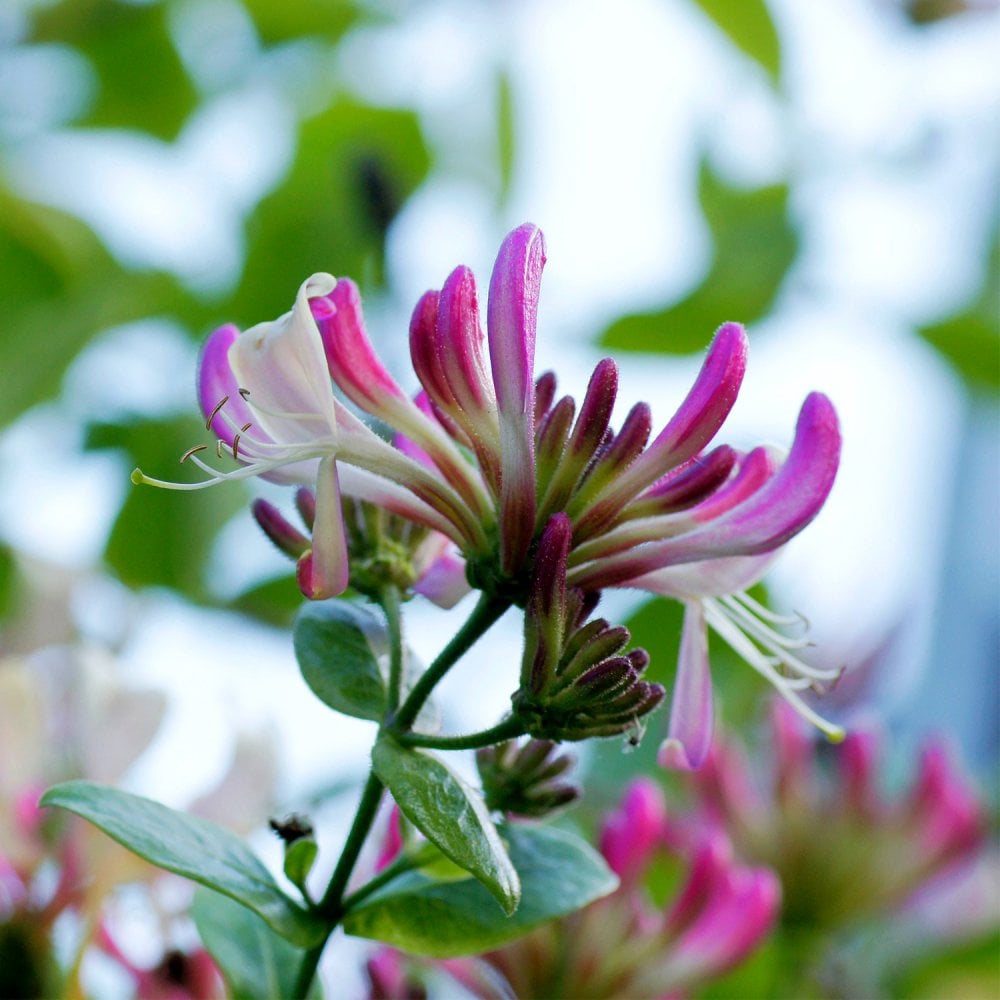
682 700 986 927
134 223 842 762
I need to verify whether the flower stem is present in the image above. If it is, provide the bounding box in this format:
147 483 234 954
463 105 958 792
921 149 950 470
293 771 384 997
395 715 525 750
388 593 510 732
380 584 405 715
293 593 511 996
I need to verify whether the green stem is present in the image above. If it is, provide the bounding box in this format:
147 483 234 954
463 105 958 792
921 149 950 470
293 594 511 996
380 584 405 715
395 715 525 750
340 853 420 914
389 593 510 732
293 771 384 997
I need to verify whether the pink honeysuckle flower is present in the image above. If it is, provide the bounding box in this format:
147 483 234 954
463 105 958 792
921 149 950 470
133 226 840 740
682 700 986 927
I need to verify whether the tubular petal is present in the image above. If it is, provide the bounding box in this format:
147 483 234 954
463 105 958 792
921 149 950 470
659 603 714 771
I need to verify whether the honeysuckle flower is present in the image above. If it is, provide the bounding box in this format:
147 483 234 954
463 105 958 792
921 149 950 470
510 514 665 741
682 700 986 928
133 223 838 603
368 777 780 1000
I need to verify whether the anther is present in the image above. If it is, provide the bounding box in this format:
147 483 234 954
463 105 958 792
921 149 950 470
216 440 225 459
241 422 252 432
232 434 242 459
206 395 229 430
239 388 251 400
180 444 208 464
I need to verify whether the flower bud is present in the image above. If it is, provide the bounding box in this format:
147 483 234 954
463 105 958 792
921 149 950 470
476 739 580 818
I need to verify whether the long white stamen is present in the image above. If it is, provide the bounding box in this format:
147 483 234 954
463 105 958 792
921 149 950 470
730 589 808 629
703 598 845 741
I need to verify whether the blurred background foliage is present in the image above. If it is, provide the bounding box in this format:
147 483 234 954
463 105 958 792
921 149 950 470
0 0 996 997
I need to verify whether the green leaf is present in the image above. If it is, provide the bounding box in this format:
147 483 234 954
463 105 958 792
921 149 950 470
693 0 781 84
372 737 520 915
600 162 797 354
294 600 388 722
31 0 198 139
283 838 318 898
224 100 431 324
343 823 617 957
0 191 187 428
241 0 361 44
88 416 246 598
40 781 324 947
191 888 321 1000
918 229 1000 392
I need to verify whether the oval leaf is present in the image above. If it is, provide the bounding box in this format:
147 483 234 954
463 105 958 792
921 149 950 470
191 888 321 1000
343 823 617 957
372 738 520 915
294 599 388 721
40 781 323 947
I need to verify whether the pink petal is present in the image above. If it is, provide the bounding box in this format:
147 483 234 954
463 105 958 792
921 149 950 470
658 602 714 771
572 393 841 589
313 278 409 415
488 224 546 572
599 777 668 883
610 323 748 502
198 323 255 446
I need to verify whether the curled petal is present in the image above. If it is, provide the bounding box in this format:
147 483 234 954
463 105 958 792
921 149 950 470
659 603 714 771
571 393 841 589
228 273 339 443
604 323 748 506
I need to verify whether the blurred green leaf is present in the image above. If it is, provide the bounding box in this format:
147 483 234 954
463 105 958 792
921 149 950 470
343 823 617 957
892 929 1000 999
0 192 187 428
600 163 797 354
229 574 304 627
693 0 781 84
226 100 431 324
496 71 516 206
918 229 1000 392
31 0 197 139
41 781 325 947
294 599 388 722
192 888 321 1000
88 416 245 597
372 737 520 914
241 0 361 44
0 544 16 624
585 592 769 804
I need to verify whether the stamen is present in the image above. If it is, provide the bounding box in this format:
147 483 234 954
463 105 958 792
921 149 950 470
216 440 225 459
241 422 252 432
206 395 229 430
239 387 251 400
232 434 242 459
180 445 208 464
731 590 808 629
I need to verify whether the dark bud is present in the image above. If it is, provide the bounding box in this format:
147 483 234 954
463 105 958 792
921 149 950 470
477 739 580 819
269 813 314 845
